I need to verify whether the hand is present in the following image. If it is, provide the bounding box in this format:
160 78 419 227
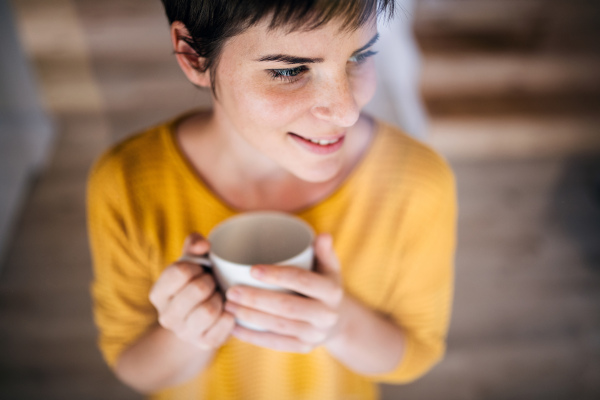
224 233 346 353
149 232 235 350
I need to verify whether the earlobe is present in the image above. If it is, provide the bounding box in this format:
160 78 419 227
170 21 211 88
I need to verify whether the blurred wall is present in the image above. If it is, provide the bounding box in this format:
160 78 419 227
0 0 53 264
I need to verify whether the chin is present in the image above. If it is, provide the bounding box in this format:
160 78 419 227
292 161 342 183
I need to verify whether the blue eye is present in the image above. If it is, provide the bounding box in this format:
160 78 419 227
268 66 308 82
349 50 378 64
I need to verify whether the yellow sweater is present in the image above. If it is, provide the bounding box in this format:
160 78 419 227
87 113 457 400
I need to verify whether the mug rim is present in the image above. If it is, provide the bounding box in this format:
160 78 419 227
207 211 315 266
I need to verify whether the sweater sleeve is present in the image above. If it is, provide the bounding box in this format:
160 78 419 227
87 153 158 368
368 153 457 384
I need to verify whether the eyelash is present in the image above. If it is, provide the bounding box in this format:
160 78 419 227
268 50 378 83
348 50 378 64
268 66 308 82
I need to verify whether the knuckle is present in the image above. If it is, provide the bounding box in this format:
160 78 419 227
293 269 311 288
329 287 344 306
319 310 338 328
275 317 290 332
186 309 206 331
215 335 229 348
237 289 254 307
328 312 340 327
314 329 328 343
190 276 214 297
148 289 159 306
188 285 205 302
175 331 190 344
158 314 174 329
203 315 235 348
204 305 218 320
205 299 222 320
304 330 327 344
173 262 195 279
194 338 212 351
202 335 219 349
212 291 224 305
221 312 236 328
277 296 297 315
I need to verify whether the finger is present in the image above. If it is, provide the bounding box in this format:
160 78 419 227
182 232 210 256
226 286 337 329
150 261 205 312
198 312 236 349
232 326 313 353
150 232 211 310
184 291 224 336
250 265 342 308
225 302 327 344
314 233 340 276
159 273 216 329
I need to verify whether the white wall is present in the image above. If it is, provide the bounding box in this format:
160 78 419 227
363 0 428 139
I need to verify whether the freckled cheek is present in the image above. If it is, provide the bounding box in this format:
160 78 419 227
214 65 287 128
235 86 312 129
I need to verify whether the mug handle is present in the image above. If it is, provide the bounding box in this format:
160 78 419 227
177 254 213 268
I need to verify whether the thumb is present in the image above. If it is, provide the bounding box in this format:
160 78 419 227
182 232 210 256
314 233 340 276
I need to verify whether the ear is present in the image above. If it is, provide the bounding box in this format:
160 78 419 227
170 21 211 88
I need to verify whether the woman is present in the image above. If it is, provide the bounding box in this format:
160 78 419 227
87 1 457 399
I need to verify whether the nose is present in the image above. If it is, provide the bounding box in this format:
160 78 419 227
310 74 360 127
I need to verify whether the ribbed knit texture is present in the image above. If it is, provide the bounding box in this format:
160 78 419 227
87 113 457 400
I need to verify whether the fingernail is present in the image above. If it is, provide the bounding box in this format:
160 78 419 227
227 288 241 301
251 265 264 278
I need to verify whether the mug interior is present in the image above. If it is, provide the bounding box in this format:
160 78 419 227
209 212 313 265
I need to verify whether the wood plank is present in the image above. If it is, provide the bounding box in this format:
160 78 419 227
382 335 600 400
429 116 600 160
421 54 600 100
425 94 600 118
414 0 600 53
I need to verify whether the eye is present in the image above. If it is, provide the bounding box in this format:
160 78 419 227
348 50 378 65
268 66 308 82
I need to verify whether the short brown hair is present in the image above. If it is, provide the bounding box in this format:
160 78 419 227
161 0 396 95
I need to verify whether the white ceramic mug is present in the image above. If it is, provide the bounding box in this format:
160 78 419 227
179 211 315 330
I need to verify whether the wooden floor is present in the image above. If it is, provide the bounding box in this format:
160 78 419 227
1 0 600 399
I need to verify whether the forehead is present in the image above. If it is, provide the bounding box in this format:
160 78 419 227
224 17 378 59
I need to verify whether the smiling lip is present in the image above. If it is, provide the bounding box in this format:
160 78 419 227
288 132 346 155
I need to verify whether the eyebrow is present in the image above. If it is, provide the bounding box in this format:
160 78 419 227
255 32 379 65
257 55 324 64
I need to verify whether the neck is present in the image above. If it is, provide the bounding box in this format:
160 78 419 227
181 108 322 211
176 108 374 211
